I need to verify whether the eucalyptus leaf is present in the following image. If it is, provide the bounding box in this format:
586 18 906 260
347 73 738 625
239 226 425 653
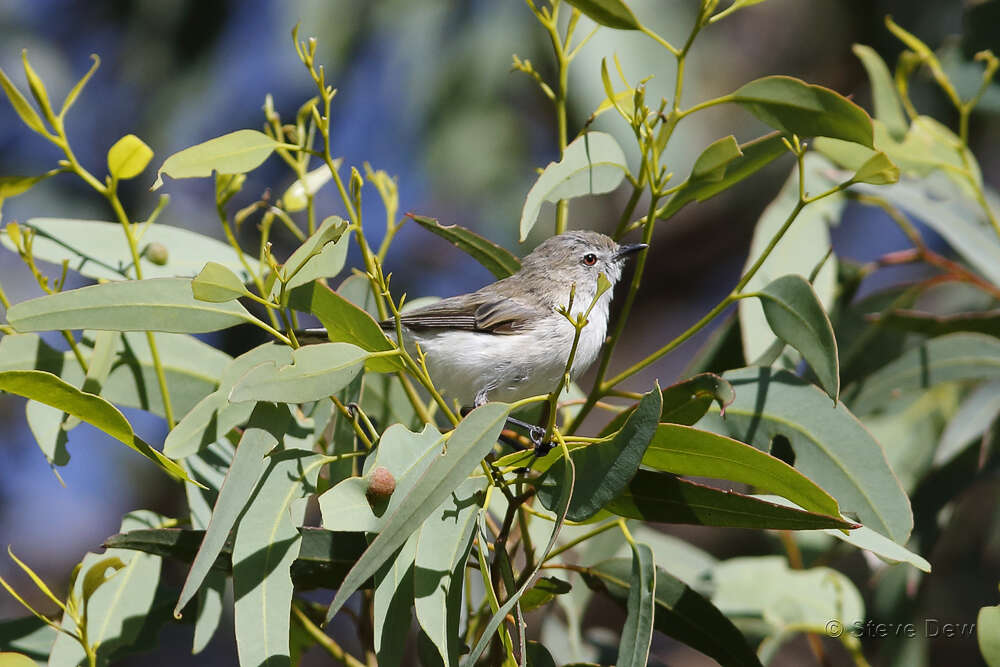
732 76 874 147
755 274 840 400
520 132 628 241
280 164 334 212
191 261 249 302
107 134 154 180
852 44 908 139
617 543 655 667
698 367 912 544
873 308 1000 338
564 0 639 30
537 384 660 522
229 342 367 404
979 605 1000 667
373 534 418 667
410 214 521 279
152 129 283 190
7 278 257 334
0 218 261 282
325 403 510 624
275 216 349 294
0 65 46 135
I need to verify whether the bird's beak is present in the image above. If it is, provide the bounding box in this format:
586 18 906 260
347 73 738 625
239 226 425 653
614 243 648 260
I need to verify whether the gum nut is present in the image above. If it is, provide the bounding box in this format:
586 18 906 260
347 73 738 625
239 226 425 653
366 466 396 500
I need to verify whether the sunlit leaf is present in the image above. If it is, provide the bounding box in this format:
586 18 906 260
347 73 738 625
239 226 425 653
107 134 154 180
0 65 46 135
152 129 284 190
979 604 1000 667
191 261 249 302
280 164 335 212
229 342 367 404
617 543 655 667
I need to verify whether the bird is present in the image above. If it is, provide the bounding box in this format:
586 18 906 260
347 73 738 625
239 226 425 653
301 230 645 441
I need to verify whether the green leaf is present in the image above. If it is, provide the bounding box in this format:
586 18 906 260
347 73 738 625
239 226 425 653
229 342 367 404
537 384 661 522
81 556 126 607
519 576 572 613
847 333 1000 415
755 274 840 401
979 604 1000 667
191 261 250 302
164 343 291 458
107 134 154 180
0 173 55 204
617 543 655 667
643 423 841 518
409 214 521 279
690 135 743 181
520 132 628 241
103 527 367 591
152 129 283 190
738 154 842 364
288 281 404 373
606 470 855 530
732 75 874 147
0 652 39 667
414 478 486 666
0 217 262 282
49 511 170 666
699 367 912 543
174 403 291 617
7 277 257 334
280 164 334 212
661 373 735 425
0 617 58 661
849 150 900 185
584 557 763 667
325 402 510 624
20 51 51 121
0 370 189 482
373 534 418 667
0 65 46 135
59 54 100 118
277 216 350 293
936 380 1000 466
233 448 324 667
563 0 639 30
852 44 908 140
756 495 930 571
659 133 788 220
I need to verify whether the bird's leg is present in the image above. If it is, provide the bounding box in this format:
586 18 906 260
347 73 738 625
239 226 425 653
471 390 554 457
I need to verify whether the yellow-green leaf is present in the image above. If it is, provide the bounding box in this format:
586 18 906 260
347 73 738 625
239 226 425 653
108 134 154 180
152 129 283 190
191 261 250 303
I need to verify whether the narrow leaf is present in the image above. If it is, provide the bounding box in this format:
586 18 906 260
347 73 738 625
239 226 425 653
564 0 640 30
520 132 628 241
852 44 908 140
617 543 655 667
0 66 46 134
873 308 1000 338
152 129 283 190
409 214 521 279
7 277 256 334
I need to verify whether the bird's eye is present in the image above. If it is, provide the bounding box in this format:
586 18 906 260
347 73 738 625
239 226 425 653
582 253 598 266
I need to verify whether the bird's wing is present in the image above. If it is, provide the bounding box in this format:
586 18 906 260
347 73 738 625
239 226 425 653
380 290 543 335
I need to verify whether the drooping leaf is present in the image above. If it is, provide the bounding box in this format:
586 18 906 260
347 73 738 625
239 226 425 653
847 334 1000 415
288 281 404 373
732 76 874 147
852 44 908 140
520 132 628 241
325 402 510 624
660 373 735 424
642 423 841 518
616 543 655 667
409 214 521 279
584 556 763 667
659 133 788 220
0 218 261 282
606 470 854 530
564 0 639 29
0 370 189 482
755 274 840 400
738 154 842 365
756 495 930 572
7 278 257 334
698 367 912 543
191 261 250 302
232 449 324 667
373 534 418 667
174 403 291 617
537 384 661 521
152 129 284 190
229 342 367 404
107 134 154 180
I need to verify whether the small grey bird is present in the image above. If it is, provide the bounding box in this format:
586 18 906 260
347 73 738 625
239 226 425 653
365 230 645 408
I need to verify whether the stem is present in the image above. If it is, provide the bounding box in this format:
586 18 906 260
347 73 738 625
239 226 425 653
292 604 366 667
543 518 619 563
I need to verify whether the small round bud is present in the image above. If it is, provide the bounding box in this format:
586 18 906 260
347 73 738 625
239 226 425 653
144 242 169 265
366 466 396 501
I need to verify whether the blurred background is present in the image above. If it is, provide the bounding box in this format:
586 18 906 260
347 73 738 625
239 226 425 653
0 0 997 664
